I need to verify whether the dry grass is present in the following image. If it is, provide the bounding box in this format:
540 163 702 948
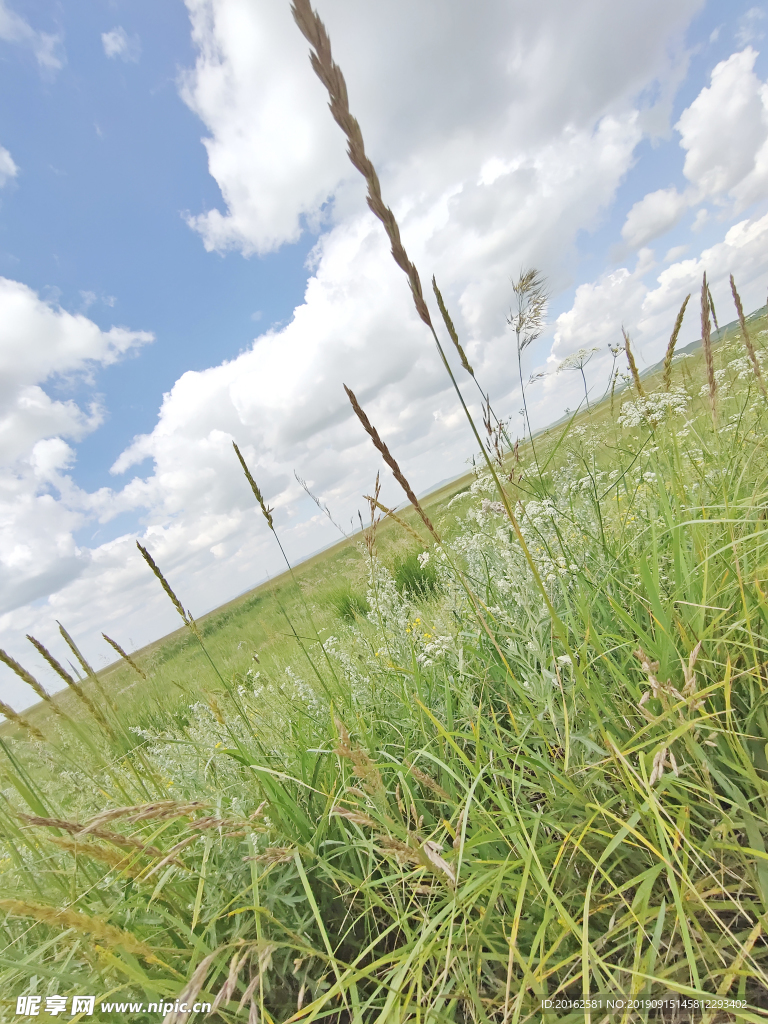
662 292 690 390
701 271 717 421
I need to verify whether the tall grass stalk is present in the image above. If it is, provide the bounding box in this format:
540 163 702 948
701 271 717 424
731 273 767 398
662 293 690 390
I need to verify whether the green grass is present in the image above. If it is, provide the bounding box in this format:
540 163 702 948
4 3 768 1013
2 313 768 1022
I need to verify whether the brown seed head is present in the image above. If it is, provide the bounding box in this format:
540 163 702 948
57 622 117 713
662 294 690 390
344 385 441 543
0 699 45 741
432 277 474 376
622 328 645 397
136 542 190 625
0 646 53 707
27 634 110 731
232 441 274 530
0 899 156 960
730 273 767 397
701 272 717 422
363 495 425 545
291 0 432 329
102 633 147 679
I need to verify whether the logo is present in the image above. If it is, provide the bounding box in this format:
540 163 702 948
15 995 95 1017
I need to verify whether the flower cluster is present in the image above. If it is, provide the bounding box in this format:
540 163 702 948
618 386 690 429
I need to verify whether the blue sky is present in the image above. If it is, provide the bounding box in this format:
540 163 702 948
3 0 768 707
0 0 315 498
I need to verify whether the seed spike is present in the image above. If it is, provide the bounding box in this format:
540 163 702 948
622 328 645 397
57 622 117 713
0 697 45 742
701 272 717 423
363 495 426 545
102 634 147 680
708 284 719 331
291 0 432 329
344 385 440 543
432 277 474 377
663 294 690 390
27 635 112 733
136 542 189 625
0 647 54 708
730 273 767 398
232 442 274 530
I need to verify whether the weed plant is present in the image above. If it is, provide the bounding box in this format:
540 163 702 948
2 2 768 1021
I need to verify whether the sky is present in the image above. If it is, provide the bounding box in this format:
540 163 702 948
2 0 768 709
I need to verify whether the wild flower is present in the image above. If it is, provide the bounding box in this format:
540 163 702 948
508 268 549 454
618 386 690 428
557 346 600 409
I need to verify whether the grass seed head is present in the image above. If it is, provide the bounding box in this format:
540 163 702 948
344 384 441 543
731 273 767 397
81 800 208 833
291 0 432 329
663 293 690 390
432 276 474 376
233 441 274 530
708 284 719 331
0 698 45 741
622 328 645 397
701 271 717 422
19 814 169 859
102 633 147 679
136 542 190 625
27 633 112 734
0 646 55 709
363 494 425 545
0 899 156 959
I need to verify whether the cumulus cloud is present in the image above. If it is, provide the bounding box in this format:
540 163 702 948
180 0 700 255
549 208 768 414
0 144 17 187
619 45 768 252
0 0 63 72
101 26 141 63
9 0 752 710
677 47 768 208
0 280 150 656
621 187 688 248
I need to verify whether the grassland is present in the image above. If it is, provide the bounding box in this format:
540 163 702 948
2 301 768 1022
3 0 768 1017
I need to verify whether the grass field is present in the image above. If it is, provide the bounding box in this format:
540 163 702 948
4 1 768 1019
2 300 768 1022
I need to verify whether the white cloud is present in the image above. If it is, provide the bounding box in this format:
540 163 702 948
0 280 151 645
677 47 768 208
550 208 768 408
621 186 689 248
3 0 728 708
618 44 768 254
691 207 709 231
736 7 765 47
663 244 688 262
101 26 141 63
0 144 17 187
0 0 63 72
180 0 700 255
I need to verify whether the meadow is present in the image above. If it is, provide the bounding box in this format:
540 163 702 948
3 1 768 1020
